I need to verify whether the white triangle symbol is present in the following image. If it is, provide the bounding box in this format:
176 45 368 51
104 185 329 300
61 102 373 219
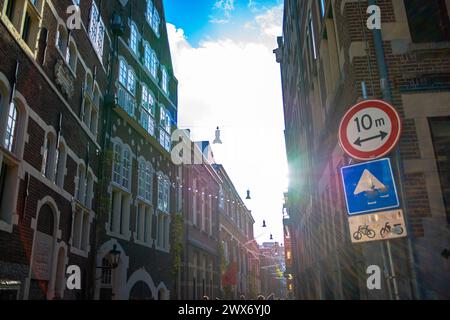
354 169 386 195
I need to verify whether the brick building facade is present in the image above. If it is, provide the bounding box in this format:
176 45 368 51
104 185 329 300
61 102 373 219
0 0 178 300
93 0 178 300
276 0 450 299
213 164 260 299
0 0 107 299
179 141 221 300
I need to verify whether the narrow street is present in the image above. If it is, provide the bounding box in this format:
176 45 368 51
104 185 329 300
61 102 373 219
0 0 449 303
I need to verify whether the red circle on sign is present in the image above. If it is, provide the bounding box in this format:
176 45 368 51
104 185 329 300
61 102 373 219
339 100 402 161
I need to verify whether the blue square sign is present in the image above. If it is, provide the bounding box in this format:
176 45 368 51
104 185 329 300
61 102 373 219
341 158 400 216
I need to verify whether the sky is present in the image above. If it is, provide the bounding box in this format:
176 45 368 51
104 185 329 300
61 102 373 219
164 0 288 245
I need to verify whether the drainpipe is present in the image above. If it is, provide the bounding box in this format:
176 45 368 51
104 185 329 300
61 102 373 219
368 0 421 300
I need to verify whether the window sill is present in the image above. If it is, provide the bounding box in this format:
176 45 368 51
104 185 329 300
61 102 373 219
155 246 170 254
1 16 37 60
137 197 153 207
70 247 89 258
0 220 14 234
112 182 132 195
107 229 132 242
56 48 77 78
134 238 154 249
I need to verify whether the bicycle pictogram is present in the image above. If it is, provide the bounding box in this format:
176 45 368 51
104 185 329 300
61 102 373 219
380 222 404 238
353 225 376 241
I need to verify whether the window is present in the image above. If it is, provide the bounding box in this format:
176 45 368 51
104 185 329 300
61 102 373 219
113 143 122 185
42 132 57 181
156 212 170 250
54 141 67 188
130 23 138 55
127 70 136 95
119 59 128 86
138 159 153 203
159 106 171 152
110 189 131 237
81 75 99 136
5 0 16 21
122 148 131 189
429 117 450 224
55 25 67 54
404 0 450 43
146 0 154 26
72 207 91 252
146 0 160 37
140 86 155 136
144 44 158 79
0 158 19 226
161 66 169 95
201 190 206 231
136 203 153 245
0 95 22 230
192 179 197 225
157 174 170 213
205 194 212 235
4 0 43 53
76 164 86 203
117 59 137 117
88 0 105 58
4 103 18 152
66 42 77 72
112 141 132 191
219 187 224 210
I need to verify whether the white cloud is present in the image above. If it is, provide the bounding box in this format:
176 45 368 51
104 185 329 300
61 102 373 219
209 17 230 24
214 0 235 12
167 5 287 244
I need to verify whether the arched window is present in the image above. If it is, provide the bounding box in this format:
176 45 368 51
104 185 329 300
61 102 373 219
140 85 155 136
55 25 67 54
82 72 93 127
159 106 172 152
130 23 138 54
66 41 77 72
151 51 158 78
76 163 86 203
111 141 133 191
54 141 67 188
4 102 18 152
138 159 153 203
85 72 94 99
42 132 57 180
110 141 132 238
119 59 127 86
161 66 169 95
127 69 136 96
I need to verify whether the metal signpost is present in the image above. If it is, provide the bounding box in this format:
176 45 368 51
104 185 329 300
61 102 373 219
339 99 406 299
348 210 407 244
341 158 400 216
339 99 402 161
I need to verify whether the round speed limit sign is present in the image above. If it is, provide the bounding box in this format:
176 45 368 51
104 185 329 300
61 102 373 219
338 100 402 161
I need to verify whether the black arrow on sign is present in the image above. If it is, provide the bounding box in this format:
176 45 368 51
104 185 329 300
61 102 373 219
354 131 388 147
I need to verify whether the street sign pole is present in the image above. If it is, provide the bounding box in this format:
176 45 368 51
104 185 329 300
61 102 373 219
368 6 421 299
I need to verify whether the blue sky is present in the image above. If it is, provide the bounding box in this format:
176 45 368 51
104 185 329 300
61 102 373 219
164 0 288 245
164 0 283 46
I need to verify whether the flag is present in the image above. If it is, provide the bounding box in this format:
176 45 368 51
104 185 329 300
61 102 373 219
221 262 237 287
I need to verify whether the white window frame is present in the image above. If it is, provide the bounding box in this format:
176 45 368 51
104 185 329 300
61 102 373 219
88 0 105 59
